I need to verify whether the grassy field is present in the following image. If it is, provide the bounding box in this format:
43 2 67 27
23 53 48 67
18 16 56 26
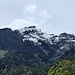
0 50 8 58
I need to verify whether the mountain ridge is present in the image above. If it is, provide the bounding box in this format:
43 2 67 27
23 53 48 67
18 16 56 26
0 26 75 62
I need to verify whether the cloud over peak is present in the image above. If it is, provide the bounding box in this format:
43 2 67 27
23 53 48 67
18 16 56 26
0 4 51 33
23 4 37 14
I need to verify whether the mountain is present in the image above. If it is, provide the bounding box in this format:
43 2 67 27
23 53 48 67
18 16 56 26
0 26 75 75
0 26 75 64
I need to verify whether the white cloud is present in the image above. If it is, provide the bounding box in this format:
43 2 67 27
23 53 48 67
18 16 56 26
8 19 38 29
0 4 52 33
23 4 37 14
0 24 8 29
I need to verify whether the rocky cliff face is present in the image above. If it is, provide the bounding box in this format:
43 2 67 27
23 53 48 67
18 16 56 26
0 26 75 62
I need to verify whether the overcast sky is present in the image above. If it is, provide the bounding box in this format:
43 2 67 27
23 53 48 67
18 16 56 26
0 0 75 34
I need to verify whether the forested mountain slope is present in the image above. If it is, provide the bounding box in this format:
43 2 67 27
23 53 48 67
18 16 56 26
0 26 75 75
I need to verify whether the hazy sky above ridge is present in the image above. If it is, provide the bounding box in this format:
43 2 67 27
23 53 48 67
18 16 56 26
0 0 75 34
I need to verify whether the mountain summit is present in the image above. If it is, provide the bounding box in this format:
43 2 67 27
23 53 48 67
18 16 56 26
0 26 75 62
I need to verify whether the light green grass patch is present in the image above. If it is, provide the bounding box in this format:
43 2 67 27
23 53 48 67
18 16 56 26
0 50 8 58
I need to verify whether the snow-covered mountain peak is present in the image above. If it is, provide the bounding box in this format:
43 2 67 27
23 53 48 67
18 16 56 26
19 26 41 34
18 26 53 44
16 26 75 46
1 27 75 61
